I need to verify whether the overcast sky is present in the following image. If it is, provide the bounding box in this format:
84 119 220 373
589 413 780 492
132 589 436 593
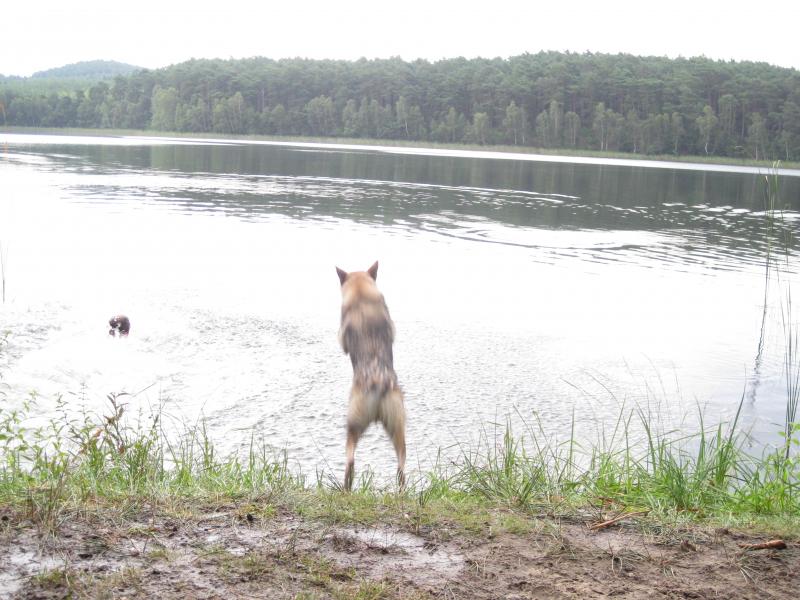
3 1 798 77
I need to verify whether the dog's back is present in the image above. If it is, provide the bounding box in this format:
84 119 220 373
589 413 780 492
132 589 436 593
336 261 405 490
338 268 397 396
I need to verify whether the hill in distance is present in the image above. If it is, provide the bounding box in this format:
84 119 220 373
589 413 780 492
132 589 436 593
31 60 142 80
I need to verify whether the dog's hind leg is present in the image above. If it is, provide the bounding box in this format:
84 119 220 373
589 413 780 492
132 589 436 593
345 388 369 491
393 426 406 490
344 426 359 491
381 389 406 490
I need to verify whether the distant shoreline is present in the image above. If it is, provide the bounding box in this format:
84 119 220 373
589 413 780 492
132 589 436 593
4 126 800 174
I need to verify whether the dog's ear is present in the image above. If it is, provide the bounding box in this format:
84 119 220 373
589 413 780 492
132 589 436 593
336 267 348 285
367 261 378 281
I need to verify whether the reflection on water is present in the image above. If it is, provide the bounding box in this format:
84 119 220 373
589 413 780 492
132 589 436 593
1 134 799 481
6 142 798 272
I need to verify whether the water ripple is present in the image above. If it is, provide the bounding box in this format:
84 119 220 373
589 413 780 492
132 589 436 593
17 161 790 275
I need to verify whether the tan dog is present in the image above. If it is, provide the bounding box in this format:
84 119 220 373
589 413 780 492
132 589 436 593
336 261 406 491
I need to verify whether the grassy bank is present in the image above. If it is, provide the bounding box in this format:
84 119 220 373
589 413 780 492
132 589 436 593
3 125 800 172
1 393 798 538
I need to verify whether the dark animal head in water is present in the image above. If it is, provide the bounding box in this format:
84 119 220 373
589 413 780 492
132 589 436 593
109 315 130 337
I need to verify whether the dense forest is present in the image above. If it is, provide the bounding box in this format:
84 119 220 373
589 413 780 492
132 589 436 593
2 52 800 160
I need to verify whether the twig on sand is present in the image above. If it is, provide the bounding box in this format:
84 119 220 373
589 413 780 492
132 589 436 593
738 540 787 551
589 510 649 531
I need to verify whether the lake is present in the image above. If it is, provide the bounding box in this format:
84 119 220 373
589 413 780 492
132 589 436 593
1 133 799 482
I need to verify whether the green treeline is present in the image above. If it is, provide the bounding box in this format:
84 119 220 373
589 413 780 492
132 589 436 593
2 52 800 160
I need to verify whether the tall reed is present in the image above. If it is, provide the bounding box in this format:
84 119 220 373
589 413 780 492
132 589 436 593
0 240 6 303
761 165 799 457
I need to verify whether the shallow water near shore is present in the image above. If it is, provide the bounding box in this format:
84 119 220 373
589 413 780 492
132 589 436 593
1 133 799 482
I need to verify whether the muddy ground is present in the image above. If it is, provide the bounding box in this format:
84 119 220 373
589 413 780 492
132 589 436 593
0 503 796 599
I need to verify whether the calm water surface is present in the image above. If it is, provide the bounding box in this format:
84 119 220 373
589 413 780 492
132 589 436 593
1 133 799 481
